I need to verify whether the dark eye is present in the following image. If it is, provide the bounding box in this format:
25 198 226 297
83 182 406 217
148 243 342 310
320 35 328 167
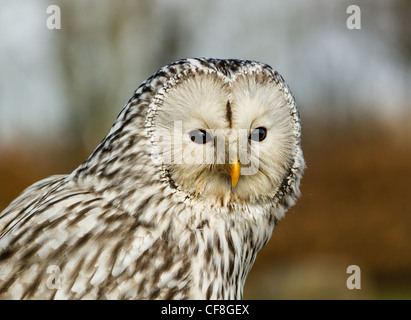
189 129 213 144
249 127 267 142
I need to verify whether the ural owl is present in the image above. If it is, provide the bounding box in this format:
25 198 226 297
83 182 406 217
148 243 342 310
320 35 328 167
0 58 304 299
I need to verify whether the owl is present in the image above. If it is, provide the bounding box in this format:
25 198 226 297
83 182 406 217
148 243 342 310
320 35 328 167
0 58 304 299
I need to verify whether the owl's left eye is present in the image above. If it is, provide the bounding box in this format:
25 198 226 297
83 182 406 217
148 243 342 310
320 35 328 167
189 129 213 144
249 127 267 142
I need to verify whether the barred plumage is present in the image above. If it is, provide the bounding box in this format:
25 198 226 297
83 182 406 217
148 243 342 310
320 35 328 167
0 58 304 299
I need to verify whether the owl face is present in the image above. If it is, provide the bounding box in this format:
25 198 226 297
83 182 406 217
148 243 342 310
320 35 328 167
147 59 302 206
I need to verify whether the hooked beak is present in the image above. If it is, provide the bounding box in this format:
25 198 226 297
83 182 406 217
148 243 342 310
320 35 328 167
229 158 240 187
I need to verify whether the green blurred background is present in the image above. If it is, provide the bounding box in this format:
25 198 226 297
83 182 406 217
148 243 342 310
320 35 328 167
0 0 410 299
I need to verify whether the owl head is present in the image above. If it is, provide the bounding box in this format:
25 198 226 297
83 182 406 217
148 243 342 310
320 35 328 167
129 58 305 208
95 58 304 210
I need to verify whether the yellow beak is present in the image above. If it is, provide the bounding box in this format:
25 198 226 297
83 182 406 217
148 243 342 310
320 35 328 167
229 158 240 187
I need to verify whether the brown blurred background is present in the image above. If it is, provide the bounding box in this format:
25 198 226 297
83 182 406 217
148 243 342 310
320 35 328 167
0 0 410 299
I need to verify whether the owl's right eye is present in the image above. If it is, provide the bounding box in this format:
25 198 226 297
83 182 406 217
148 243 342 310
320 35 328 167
189 129 213 144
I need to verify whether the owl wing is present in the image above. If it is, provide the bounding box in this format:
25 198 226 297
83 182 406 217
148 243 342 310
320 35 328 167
0 175 67 235
0 175 185 299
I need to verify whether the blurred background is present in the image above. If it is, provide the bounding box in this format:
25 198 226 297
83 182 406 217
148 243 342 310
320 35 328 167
0 0 410 299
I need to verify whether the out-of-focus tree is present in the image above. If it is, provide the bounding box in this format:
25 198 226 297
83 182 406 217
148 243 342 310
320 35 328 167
366 0 411 106
385 1 411 65
52 1 151 153
50 0 196 155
